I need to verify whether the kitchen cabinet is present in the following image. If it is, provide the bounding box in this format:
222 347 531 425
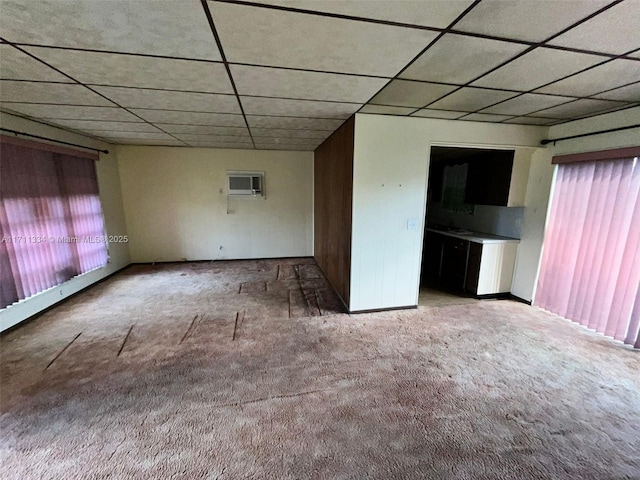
422 229 519 296
429 147 532 207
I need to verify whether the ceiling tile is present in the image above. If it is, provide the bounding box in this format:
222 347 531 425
245 116 344 130
254 143 316 151
532 98 627 119
240 97 359 118
0 104 141 121
593 82 640 102
549 1 640 55
428 87 518 111
503 116 559 125
251 137 320 146
174 134 253 144
535 60 640 98
481 93 575 116
454 0 611 42
230 65 387 103
359 105 416 115
0 45 70 82
400 34 526 84
45 120 160 132
89 131 176 140
473 47 605 91
187 142 255 149
369 80 457 108
251 128 330 139
411 109 467 119
131 110 247 126
105 138 186 146
0 0 221 60
249 0 475 28
461 113 514 122
156 124 250 136
209 1 438 76
24 47 234 93
0 81 113 105
92 87 241 113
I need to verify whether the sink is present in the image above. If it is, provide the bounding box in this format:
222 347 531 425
449 229 473 235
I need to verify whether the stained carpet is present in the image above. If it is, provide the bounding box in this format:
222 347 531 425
1 259 639 479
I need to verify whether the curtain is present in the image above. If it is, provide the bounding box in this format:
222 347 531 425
0 139 108 309
535 157 640 348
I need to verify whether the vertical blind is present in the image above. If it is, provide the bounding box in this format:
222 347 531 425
535 156 640 348
0 137 108 309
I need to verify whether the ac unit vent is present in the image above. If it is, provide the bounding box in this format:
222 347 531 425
228 172 264 196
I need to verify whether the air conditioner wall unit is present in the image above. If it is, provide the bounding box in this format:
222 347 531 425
227 171 264 197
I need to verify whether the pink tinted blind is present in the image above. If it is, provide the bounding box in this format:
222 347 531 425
535 156 640 348
0 138 108 309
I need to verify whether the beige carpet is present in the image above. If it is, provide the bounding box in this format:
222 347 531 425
1 259 639 479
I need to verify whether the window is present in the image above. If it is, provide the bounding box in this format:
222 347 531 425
0 136 109 309
535 151 639 348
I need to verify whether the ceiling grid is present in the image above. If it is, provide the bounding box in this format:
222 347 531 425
0 0 637 149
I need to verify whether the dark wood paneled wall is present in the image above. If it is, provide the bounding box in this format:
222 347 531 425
314 117 354 308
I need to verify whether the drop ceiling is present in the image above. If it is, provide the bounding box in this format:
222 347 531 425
0 0 638 151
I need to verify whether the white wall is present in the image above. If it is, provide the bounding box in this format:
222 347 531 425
117 146 313 262
350 113 549 311
0 112 130 331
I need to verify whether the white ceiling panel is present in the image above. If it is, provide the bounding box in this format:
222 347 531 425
156 124 250 136
90 131 175 139
411 109 467 119
593 82 640 102
0 81 113 106
535 60 640 98
209 1 438 76
370 80 458 108
249 0 475 28
428 87 518 111
251 137 320 146
230 65 387 103
240 97 359 118
532 98 627 118
93 87 241 113
473 47 605 91
105 138 186 146
0 45 70 82
254 143 316 151
549 1 640 55
0 0 221 60
174 134 253 144
461 113 514 122
251 129 330 139
24 47 234 93
481 93 575 116
46 120 160 132
131 110 247 126
400 34 526 84
0 104 141 121
454 0 611 42
187 141 255 149
503 116 559 125
359 105 416 115
246 116 344 130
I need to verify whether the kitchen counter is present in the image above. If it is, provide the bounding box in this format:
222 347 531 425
425 227 520 244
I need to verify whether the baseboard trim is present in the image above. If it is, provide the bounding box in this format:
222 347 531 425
508 294 532 305
0 263 131 336
130 255 314 265
349 305 418 314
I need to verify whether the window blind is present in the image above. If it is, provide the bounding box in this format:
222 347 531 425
0 137 108 309
535 156 640 348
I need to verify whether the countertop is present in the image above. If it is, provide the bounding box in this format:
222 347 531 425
425 227 520 244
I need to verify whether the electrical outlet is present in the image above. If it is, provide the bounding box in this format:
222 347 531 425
407 219 418 230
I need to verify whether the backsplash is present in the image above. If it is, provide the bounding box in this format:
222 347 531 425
428 203 524 239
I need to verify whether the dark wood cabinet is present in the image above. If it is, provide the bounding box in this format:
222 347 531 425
421 231 443 287
465 152 514 206
440 236 469 291
465 242 483 294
